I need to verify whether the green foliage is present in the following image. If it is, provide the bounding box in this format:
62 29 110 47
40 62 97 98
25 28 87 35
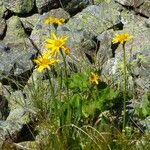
69 72 89 92
136 90 150 118
3 12 150 150
83 87 121 118
25 66 150 150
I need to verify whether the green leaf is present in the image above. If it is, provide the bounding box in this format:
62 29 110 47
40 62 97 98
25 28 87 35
69 72 89 91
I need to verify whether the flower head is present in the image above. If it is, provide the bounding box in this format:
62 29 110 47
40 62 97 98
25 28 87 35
33 53 60 72
44 17 65 25
89 72 100 85
112 33 133 44
45 33 70 55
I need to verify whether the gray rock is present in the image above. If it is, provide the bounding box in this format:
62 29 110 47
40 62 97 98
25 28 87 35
30 8 70 51
62 4 120 35
0 84 9 120
56 4 121 68
138 0 150 18
45 7 70 19
35 0 61 14
20 14 40 34
3 0 34 14
96 30 114 66
102 23 150 101
16 141 37 149
31 4 121 71
64 0 90 15
0 120 23 142
35 0 89 14
115 0 144 7
0 16 36 81
120 9 147 26
0 0 6 17
0 17 6 39
0 89 35 148
7 90 33 123
4 16 27 42
145 18 150 28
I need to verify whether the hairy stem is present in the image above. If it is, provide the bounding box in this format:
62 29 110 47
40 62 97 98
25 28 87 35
60 49 69 97
46 69 54 98
122 43 127 130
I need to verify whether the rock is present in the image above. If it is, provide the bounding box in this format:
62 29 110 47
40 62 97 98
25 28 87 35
4 16 27 42
94 0 112 5
17 141 37 150
46 7 70 19
138 0 150 18
145 18 150 28
0 89 36 148
30 8 70 51
30 3 120 71
100 5 150 101
0 16 36 84
20 14 40 35
0 0 6 17
56 4 121 68
7 90 33 124
116 0 150 18
96 30 114 65
3 0 35 14
132 49 150 92
0 120 23 143
0 83 10 120
0 40 34 79
62 4 120 35
102 21 150 101
120 9 147 26
115 0 144 8
0 17 6 39
64 0 90 15
35 0 89 15
31 3 121 71
35 0 61 14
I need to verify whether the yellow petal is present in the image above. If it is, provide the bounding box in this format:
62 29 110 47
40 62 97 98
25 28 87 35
45 44 54 49
33 59 40 64
52 33 57 39
45 38 54 43
37 66 45 72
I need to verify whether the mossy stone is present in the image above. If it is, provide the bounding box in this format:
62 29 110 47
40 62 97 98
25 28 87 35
3 0 34 14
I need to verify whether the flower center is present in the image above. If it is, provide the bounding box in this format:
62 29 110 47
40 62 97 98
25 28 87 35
120 35 127 41
40 59 50 65
54 40 63 47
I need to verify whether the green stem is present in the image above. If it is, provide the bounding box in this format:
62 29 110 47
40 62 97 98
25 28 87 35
59 69 63 101
122 43 127 130
60 49 69 97
46 69 59 113
46 69 54 98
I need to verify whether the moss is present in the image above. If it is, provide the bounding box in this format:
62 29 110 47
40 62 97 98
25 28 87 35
4 16 27 43
0 1 6 17
3 0 34 14
22 0 34 13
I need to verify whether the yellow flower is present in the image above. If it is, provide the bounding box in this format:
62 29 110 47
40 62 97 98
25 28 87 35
33 53 60 72
112 33 133 44
89 72 100 85
45 33 70 55
44 17 65 25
